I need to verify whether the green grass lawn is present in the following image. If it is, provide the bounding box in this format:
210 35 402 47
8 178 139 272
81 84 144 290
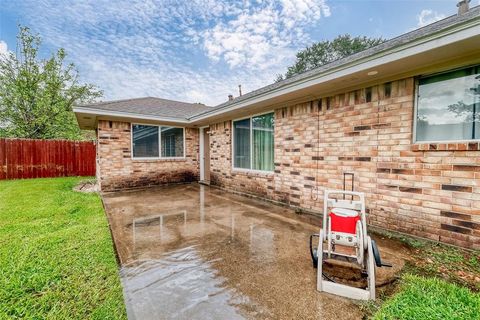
370 231 480 320
373 274 480 320
0 178 126 319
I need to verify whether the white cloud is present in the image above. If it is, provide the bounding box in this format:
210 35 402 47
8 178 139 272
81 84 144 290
3 0 331 106
201 0 330 69
0 41 8 55
417 9 446 28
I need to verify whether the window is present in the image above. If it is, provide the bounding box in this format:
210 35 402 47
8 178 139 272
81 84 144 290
161 127 184 157
384 82 392 98
132 124 159 158
233 118 250 169
415 65 480 142
132 124 184 158
365 87 372 103
233 113 274 171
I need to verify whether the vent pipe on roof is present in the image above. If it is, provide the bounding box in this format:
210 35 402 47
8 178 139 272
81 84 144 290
228 94 234 101
457 0 470 15
238 84 242 96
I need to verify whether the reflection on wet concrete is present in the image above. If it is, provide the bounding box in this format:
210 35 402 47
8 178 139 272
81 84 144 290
121 246 246 320
103 184 402 319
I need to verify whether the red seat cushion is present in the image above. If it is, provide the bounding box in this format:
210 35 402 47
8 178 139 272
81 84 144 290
330 211 360 234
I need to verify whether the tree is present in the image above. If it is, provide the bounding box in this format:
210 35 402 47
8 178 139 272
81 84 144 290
0 26 102 140
276 34 385 81
447 80 480 123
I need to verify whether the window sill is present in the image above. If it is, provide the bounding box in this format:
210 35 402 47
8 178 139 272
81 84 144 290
131 157 187 162
231 168 274 178
412 142 480 152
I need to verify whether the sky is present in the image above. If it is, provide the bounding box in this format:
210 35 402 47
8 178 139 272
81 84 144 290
0 0 477 106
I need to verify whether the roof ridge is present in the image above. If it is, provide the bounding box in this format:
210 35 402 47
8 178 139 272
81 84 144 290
79 96 212 108
148 96 210 107
78 96 153 107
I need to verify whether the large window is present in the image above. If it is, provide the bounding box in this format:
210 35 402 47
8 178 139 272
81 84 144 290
132 124 184 158
415 65 480 142
233 113 274 171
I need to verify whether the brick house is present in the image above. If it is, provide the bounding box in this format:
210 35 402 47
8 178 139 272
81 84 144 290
75 7 480 249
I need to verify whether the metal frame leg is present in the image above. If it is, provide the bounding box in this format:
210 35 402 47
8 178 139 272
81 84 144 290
317 230 324 292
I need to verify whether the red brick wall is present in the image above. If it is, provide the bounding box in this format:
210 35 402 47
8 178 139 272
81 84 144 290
97 120 199 191
208 78 480 249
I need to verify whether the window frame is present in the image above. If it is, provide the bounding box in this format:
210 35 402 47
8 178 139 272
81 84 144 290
413 65 480 144
231 111 275 173
131 123 186 160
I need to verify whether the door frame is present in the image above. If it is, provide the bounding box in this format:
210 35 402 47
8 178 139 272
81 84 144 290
199 126 210 183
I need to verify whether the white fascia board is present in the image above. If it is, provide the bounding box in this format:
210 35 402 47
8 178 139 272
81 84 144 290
189 22 480 122
73 106 190 124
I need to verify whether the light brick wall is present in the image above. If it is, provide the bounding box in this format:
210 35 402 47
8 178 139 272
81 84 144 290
209 121 275 198
208 78 480 249
97 120 199 191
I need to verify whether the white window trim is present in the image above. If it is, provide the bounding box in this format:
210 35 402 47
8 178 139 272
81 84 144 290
231 111 274 173
131 123 186 160
413 65 480 144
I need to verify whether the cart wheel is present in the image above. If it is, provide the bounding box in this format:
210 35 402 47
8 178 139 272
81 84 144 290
356 220 364 265
309 233 319 268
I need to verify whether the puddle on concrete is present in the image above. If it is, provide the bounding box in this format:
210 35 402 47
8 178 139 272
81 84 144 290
103 184 403 320
120 246 247 320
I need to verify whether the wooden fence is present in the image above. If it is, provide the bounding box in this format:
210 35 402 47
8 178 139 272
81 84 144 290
0 138 96 180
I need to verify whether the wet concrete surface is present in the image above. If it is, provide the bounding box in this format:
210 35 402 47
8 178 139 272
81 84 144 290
102 183 406 320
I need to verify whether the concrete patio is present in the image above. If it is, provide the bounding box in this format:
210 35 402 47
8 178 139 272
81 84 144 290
102 184 405 320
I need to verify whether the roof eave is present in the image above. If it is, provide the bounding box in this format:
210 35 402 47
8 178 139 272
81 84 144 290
74 106 190 130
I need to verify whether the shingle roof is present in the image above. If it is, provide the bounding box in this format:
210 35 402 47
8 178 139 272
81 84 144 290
79 97 212 120
77 6 480 121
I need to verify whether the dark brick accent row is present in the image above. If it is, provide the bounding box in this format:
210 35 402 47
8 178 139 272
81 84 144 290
441 184 473 193
441 223 472 235
468 143 479 151
453 220 480 230
354 125 371 131
346 131 360 136
399 187 422 194
381 184 399 190
440 210 472 220
355 157 371 162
